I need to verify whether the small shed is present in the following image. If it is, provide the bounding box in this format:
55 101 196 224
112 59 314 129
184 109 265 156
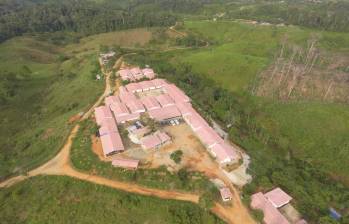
219 187 233 202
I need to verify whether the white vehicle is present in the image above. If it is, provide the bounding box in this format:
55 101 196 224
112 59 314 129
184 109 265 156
170 120 175 126
174 119 180 125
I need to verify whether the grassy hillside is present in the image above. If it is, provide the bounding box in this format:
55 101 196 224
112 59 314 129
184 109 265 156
0 176 224 224
0 36 104 180
124 20 349 222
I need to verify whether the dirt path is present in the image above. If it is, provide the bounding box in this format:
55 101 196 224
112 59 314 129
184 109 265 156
0 54 255 224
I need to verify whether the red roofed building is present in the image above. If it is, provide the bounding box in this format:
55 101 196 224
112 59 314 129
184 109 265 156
125 99 145 114
99 119 118 136
115 113 140 124
100 132 125 157
251 192 290 224
112 158 139 169
141 96 161 111
220 187 233 202
142 68 156 79
196 126 223 148
210 143 239 164
176 102 195 117
94 106 113 126
140 131 171 150
151 78 167 88
119 89 138 103
148 105 181 122
105 95 120 106
130 67 143 80
264 188 293 208
184 112 208 131
118 69 134 81
125 82 142 93
139 80 155 91
110 102 129 117
164 83 190 103
156 94 175 107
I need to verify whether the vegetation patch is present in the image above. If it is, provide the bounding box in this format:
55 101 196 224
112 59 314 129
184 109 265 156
0 175 224 224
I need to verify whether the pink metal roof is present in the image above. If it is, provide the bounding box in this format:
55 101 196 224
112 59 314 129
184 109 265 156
125 82 142 93
184 112 208 131
100 132 124 156
118 69 133 81
110 102 129 117
139 80 155 91
164 84 190 103
99 119 118 136
112 158 139 169
251 192 290 224
95 106 113 126
142 68 155 79
156 131 171 143
140 134 161 149
196 126 223 148
220 187 233 200
156 94 175 107
264 188 293 208
148 105 181 121
141 96 161 111
125 99 145 114
105 95 120 106
210 143 238 164
130 67 142 76
115 113 140 124
176 102 195 116
119 89 138 103
151 78 167 88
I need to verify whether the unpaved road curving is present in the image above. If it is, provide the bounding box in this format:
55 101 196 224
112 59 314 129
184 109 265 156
0 54 255 224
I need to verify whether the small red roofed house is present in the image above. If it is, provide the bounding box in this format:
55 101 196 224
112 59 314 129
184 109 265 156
130 67 143 80
251 192 290 224
220 187 233 202
94 106 113 126
115 113 140 124
142 68 156 79
118 69 134 81
264 188 293 208
112 158 139 169
140 131 171 150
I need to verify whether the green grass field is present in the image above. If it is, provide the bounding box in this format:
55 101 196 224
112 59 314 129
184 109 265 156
0 36 104 179
0 176 224 224
124 20 349 222
173 20 349 93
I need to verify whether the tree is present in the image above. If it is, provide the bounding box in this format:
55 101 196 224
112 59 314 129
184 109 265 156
170 150 183 164
199 191 214 210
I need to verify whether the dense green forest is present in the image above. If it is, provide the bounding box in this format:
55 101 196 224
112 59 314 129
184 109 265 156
0 0 177 42
1 0 349 43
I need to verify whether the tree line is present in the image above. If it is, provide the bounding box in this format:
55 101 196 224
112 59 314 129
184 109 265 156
0 0 178 43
